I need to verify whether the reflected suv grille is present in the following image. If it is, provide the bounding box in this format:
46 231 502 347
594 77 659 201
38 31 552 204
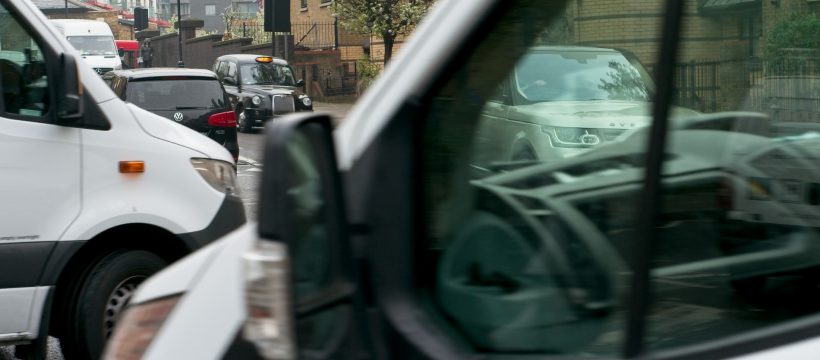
271 95 295 115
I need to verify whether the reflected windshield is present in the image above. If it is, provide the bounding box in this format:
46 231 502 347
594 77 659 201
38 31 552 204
514 50 655 102
240 63 296 86
126 79 227 111
66 35 117 56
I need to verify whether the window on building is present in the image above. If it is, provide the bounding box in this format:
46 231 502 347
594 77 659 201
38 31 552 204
739 13 762 57
205 4 216 16
301 0 307 9
320 0 331 5
232 1 256 18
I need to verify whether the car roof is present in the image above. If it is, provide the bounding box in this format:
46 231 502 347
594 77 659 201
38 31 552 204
215 54 289 66
107 68 218 80
527 45 623 53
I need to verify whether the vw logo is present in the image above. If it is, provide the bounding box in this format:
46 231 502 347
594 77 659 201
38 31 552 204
95 68 103 75
173 112 184 122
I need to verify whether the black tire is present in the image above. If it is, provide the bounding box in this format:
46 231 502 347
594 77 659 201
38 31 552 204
237 107 253 133
60 250 167 360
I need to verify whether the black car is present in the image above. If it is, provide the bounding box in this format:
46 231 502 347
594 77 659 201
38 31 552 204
213 54 313 133
104 68 239 162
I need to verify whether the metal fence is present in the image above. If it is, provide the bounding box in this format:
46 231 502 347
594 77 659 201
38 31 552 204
748 57 820 121
673 60 720 113
239 21 340 48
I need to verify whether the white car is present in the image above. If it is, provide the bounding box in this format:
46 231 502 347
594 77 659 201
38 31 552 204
51 19 123 75
0 0 245 359
109 0 820 359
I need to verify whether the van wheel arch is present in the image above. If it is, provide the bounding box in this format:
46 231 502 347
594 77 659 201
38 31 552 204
48 224 189 338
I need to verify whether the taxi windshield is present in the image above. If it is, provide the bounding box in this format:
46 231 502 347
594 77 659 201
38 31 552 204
240 62 296 86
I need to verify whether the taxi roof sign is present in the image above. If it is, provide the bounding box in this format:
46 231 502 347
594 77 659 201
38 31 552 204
255 56 274 63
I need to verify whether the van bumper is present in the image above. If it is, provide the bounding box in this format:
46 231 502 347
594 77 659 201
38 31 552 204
179 194 246 251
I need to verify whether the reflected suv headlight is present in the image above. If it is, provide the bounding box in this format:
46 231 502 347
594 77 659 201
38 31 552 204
299 95 312 107
191 158 239 195
103 295 181 360
541 126 627 148
252 95 263 106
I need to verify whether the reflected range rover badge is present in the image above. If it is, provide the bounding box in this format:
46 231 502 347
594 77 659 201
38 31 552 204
173 112 183 122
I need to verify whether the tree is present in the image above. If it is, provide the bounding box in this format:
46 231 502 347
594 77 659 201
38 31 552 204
332 0 434 65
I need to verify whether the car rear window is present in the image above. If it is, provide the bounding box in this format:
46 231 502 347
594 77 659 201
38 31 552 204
125 78 227 111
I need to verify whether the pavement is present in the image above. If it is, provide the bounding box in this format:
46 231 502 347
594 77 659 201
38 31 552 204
313 101 355 126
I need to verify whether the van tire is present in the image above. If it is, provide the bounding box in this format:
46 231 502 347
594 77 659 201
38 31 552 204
60 250 167 360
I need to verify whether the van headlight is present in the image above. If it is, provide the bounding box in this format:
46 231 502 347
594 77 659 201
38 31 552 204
191 158 239 195
252 95 263 106
103 295 181 360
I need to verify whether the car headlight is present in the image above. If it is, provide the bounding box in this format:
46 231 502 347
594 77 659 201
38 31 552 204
103 295 181 360
541 126 606 148
252 95 263 106
299 95 312 107
191 158 239 195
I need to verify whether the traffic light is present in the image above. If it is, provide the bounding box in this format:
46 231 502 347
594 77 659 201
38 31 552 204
134 7 149 31
263 0 290 32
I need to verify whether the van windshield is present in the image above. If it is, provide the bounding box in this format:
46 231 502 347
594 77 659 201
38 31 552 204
66 36 117 56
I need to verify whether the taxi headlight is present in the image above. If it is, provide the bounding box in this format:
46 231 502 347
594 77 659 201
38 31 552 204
299 95 312 107
191 158 239 195
252 95 263 106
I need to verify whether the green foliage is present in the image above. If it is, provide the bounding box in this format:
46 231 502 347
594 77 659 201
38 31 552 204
765 13 820 73
356 54 381 90
332 0 435 63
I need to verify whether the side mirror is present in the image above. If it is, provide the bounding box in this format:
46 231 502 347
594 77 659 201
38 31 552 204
57 53 84 121
295 79 305 88
223 77 236 85
243 113 348 358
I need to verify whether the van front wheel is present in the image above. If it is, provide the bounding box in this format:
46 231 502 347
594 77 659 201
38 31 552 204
60 250 167 360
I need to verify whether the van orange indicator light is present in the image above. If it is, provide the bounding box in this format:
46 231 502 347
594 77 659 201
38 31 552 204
255 56 273 63
119 161 145 173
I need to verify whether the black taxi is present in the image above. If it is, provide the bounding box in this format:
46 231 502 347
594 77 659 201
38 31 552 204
212 54 313 133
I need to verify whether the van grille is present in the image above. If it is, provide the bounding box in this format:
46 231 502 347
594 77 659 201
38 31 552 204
271 95 295 115
94 67 114 75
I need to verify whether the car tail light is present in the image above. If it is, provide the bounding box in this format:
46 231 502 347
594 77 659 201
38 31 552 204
243 240 296 360
208 111 237 127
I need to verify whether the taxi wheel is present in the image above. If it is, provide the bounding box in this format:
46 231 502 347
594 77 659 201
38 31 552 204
237 108 253 133
60 250 166 360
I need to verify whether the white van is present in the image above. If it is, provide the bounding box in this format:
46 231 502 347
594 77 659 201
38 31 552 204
1 0 245 359
50 19 122 75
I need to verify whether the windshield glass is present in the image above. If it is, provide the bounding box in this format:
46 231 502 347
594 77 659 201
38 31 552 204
240 63 296 86
514 51 655 102
66 35 117 56
126 79 226 111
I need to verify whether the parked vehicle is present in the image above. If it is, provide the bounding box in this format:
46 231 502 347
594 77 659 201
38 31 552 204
0 0 245 359
473 45 700 167
115 39 139 69
50 19 122 75
213 54 312 133
103 68 240 162
108 0 820 359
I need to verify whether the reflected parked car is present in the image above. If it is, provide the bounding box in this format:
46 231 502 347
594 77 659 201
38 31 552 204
104 68 239 162
213 54 313 133
472 46 700 170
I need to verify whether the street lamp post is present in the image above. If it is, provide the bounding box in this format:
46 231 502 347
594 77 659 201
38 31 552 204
177 0 184 67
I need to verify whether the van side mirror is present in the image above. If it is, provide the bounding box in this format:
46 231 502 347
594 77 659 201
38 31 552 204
57 53 84 121
296 79 305 87
243 113 349 358
223 77 236 85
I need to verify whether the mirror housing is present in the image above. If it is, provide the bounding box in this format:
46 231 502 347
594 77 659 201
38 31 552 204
295 79 305 88
57 53 84 121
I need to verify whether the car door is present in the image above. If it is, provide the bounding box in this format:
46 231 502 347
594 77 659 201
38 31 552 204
280 0 820 359
0 0 80 336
